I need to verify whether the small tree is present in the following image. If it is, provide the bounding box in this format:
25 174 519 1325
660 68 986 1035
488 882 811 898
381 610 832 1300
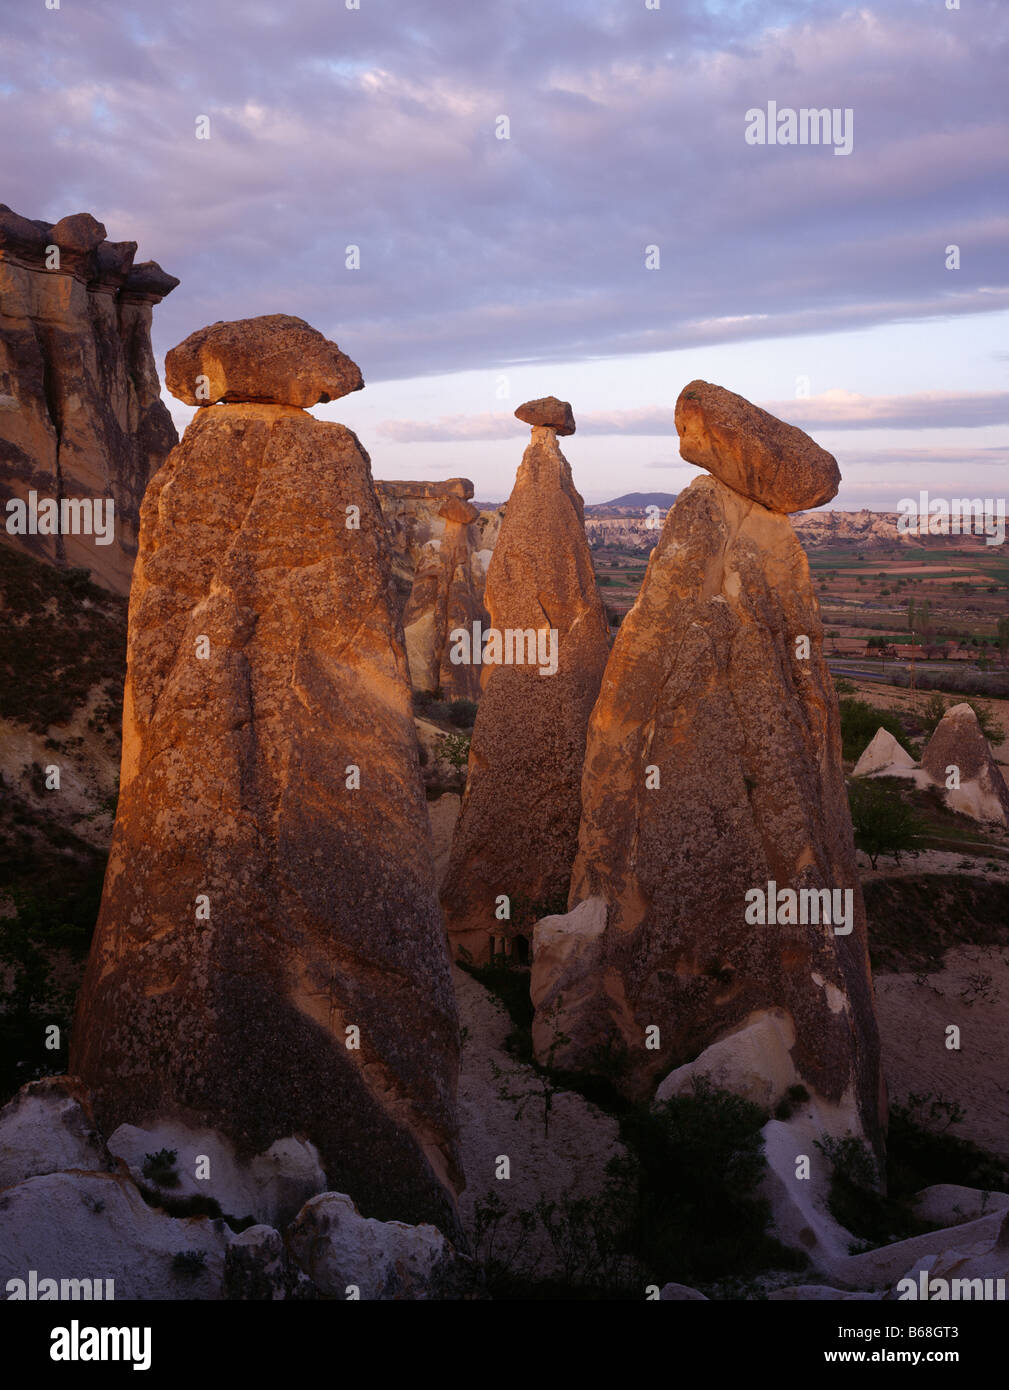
848 780 923 870
919 691 949 740
436 731 471 789
919 694 1004 747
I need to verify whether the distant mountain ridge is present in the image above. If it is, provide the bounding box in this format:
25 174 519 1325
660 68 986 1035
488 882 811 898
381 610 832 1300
586 491 678 512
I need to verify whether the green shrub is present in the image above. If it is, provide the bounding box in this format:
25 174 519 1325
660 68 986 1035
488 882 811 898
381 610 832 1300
614 1081 804 1285
816 1093 1009 1248
448 698 478 728
848 778 924 869
435 731 471 787
142 1149 181 1189
839 697 915 763
888 1093 1009 1197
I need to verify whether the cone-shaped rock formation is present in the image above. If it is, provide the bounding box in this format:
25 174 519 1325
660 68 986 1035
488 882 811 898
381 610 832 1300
921 703 1009 826
71 323 462 1235
532 383 884 1156
440 402 610 962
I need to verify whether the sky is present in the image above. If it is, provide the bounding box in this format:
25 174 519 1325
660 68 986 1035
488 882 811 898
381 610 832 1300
2 0 1006 506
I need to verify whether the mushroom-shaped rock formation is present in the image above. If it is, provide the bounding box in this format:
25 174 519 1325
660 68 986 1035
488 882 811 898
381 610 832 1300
441 404 610 962
71 321 462 1237
531 465 885 1161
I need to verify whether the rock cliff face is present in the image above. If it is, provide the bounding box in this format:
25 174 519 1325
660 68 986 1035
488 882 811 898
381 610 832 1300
70 320 463 1236
441 404 610 962
375 479 495 700
531 384 885 1155
0 205 179 594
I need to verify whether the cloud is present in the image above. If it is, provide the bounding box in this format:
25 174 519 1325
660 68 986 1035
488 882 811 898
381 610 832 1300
378 405 677 441
837 446 1009 469
377 392 1009 444
1 0 1005 380
378 413 521 442
762 390 1009 430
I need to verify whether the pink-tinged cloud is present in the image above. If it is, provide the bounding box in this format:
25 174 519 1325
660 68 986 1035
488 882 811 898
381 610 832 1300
378 413 523 442
377 406 679 442
378 392 1009 444
762 390 1009 430
2 0 1006 380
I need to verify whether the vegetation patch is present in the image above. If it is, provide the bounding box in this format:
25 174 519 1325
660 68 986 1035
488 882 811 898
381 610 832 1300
864 875 1009 974
0 546 126 734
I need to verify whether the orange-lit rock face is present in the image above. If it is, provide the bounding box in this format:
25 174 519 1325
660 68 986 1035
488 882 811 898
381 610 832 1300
0 204 179 594
70 401 462 1236
534 474 884 1150
675 379 840 514
376 479 495 701
440 425 610 962
165 314 364 408
514 396 575 435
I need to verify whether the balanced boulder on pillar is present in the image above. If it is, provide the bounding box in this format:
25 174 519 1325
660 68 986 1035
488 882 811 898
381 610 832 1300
71 317 463 1236
532 383 885 1157
440 399 610 962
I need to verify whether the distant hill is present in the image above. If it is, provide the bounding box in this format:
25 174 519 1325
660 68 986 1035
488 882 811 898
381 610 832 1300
587 492 678 512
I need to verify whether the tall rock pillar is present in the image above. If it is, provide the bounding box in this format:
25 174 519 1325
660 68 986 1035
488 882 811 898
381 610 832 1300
441 396 610 962
70 315 463 1234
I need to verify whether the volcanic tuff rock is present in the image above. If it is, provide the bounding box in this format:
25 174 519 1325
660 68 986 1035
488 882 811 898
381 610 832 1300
286 1191 479 1300
441 417 610 962
852 728 917 778
532 471 885 1153
375 478 494 700
164 314 364 408
920 703 1009 826
70 344 463 1236
0 204 179 593
514 395 576 435
675 379 840 513
0 1075 116 1189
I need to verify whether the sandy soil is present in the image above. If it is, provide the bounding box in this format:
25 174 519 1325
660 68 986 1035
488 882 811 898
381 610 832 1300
857 848 1009 882
454 965 626 1277
874 946 1009 1160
